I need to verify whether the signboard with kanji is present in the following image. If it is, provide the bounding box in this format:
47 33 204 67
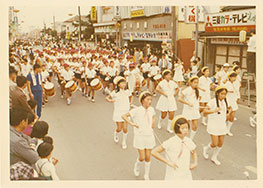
130 6 144 18
91 6 97 21
184 6 204 23
205 8 256 32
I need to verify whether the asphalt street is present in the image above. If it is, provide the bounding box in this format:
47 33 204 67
40 81 257 180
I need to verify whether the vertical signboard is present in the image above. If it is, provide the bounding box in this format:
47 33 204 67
91 6 97 21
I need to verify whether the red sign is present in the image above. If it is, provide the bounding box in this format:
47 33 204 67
205 25 255 33
153 24 166 29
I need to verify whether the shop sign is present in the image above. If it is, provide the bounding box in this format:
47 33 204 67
91 6 97 21
183 6 205 23
205 9 256 32
210 38 246 45
131 6 144 17
95 25 116 33
122 31 172 41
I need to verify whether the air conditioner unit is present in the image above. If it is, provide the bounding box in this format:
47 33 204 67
144 22 147 29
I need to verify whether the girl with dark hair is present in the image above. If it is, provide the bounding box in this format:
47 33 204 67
106 76 132 149
198 67 213 126
151 115 197 180
224 71 238 136
30 121 49 149
122 91 155 180
232 65 241 104
156 69 179 133
178 76 200 140
203 86 231 165
173 58 185 93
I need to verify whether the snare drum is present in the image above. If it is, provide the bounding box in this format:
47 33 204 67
154 74 162 83
65 80 77 93
90 78 102 91
44 82 55 97
142 79 146 87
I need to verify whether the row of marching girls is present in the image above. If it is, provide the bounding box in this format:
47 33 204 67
107 65 240 180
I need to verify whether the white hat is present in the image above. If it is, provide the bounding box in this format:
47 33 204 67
223 63 230 67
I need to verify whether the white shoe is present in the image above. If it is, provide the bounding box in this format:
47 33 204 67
202 122 207 126
122 142 127 149
249 117 256 127
61 95 64 99
234 117 237 121
91 98 95 103
203 146 209 159
134 163 140 177
157 123 162 129
144 174 150 180
153 92 156 97
79 88 81 91
88 96 91 101
211 156 221 165
227 132 233 136
67 99 70 105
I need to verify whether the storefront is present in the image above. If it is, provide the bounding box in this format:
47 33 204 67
200 8 256 75
121 14 172 54
93 22 119 46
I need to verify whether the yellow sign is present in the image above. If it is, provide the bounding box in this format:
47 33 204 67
131 9 144 17
91 6 97 21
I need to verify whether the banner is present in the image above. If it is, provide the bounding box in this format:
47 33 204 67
91 6 97 21
205 8 256 32
122 31 172 41
184 6 205 23
130 6 144 17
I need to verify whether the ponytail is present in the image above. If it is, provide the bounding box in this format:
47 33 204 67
195 88 199 100
215 94 220 114
224 98 229 114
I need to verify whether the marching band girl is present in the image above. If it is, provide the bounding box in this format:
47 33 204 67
108 60 119 91
232 65 241 104
224 71 238 136
80 60 87 96
100 60 110 95
203 86 231 165
198 67 213 126
151 115 197 180
149 60 160 96
178 76 200 140
156 69 179 133
140 59 151 91
173 58 184 94
60 63 75 105
122 91 156 180
85 63 97 103
106 76 132 149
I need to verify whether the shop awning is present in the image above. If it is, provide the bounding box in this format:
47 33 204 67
93 22 116 27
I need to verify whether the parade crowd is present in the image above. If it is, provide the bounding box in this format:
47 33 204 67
9 39 242 180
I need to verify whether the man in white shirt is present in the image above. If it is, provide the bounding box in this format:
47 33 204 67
247 30 256 73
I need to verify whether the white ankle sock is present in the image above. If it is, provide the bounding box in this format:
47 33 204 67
227 121 233 132
167 119 172 132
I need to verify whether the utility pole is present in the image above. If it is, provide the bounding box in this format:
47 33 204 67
195 6 199 58
53 15 56 31
171 6 177 57
78 6 82 43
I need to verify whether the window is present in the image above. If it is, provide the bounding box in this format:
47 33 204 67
137 22 140 29
130 23 133 28
144 22 147 29
123 23 127 29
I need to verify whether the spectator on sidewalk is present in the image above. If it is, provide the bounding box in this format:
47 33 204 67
27 63 43 118
9 66 17 110
10 108 39 166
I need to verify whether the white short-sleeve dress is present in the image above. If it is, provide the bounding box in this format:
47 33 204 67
162 135 196 180
173 64 184 82
129 106 156 150
156 79 178 112
181 87 201 120
207 98 229 136
199 76 212 103
110 89 131 122
224 81 238 111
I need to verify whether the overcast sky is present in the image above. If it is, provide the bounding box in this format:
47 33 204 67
14 6 91 33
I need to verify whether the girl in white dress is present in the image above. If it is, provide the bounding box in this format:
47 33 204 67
203 86 231 165
198 67 213 126
232 65 241 104
173 58 185 92
178 76 200 140
149 60 160 96
224 71 238 136
122 91 156 180
106 76 132 149
156 69 179 133
151 115 197 180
